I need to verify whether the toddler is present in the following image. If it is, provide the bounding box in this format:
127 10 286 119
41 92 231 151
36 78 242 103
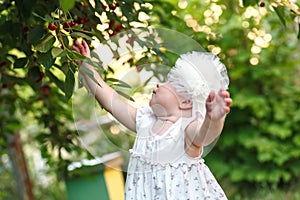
73 39 232 200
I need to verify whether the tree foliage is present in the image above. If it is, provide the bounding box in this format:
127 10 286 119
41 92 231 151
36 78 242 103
0 0 150 178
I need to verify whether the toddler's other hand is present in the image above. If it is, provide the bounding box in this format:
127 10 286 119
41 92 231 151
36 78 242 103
205 88 232 121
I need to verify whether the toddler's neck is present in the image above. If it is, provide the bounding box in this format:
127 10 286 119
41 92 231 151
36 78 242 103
152 117 177 136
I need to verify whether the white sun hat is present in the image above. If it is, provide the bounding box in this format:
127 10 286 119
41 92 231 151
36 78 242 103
167 51 229 118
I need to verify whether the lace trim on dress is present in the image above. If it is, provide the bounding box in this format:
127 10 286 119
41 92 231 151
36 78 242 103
129 150 204 168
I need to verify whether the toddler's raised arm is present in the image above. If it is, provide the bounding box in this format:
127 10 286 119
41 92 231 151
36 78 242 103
73 40 137 131
185 88 232 148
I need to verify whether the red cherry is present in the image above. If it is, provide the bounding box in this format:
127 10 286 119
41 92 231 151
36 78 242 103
48 23 56 31
126 39 134 45
63 22 72 29
132 34 137 39
0 61 6 68
109 4 116 10
36 72 45 83
2 83 8 88
259 2 265 7
84 17 90 23
76 17 83 24
39 85 50 97
63 23 69 29
115 23 124 32
23 26 29 32
109 19 115 28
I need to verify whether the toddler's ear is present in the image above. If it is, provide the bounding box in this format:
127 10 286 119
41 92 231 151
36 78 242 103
179 99 193 110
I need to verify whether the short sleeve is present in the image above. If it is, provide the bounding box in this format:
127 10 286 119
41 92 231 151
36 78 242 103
135 106 154 132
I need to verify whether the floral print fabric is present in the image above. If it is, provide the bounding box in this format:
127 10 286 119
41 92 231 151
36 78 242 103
125 106 227 200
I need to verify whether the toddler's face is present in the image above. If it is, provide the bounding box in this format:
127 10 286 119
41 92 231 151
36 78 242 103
149 83 182 115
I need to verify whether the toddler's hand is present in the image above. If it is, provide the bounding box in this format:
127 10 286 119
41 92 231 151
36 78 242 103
205 88 232 121
72 39 91 65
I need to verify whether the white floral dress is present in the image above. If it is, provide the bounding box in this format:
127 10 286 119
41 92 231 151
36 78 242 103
125 106 227 200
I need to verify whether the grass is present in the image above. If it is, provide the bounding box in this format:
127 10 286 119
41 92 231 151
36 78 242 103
227 180 300 200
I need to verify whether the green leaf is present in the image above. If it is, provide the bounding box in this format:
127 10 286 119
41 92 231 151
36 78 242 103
32 12 47 21
106 77 131 88
52 47 67 58
14 58 28 68
28 67 41 82
62 35 69 48
273 6 286 27
119 3 134 21
70 32 93 41
37 51 54 70
69 50 102 69
69 51 86 60
64 66 75 100
79 65 101 87
116 90 135 102
59 0 75 11
28 26 45 44
242 0 258 7
254 170 268 182
264 123 292 139
15 0 36 19
2 74 26 85
230 166 246 181
0 20 12 35
34 33 56 53
153 48 169 64
293 134 300 146
46 70 64 92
